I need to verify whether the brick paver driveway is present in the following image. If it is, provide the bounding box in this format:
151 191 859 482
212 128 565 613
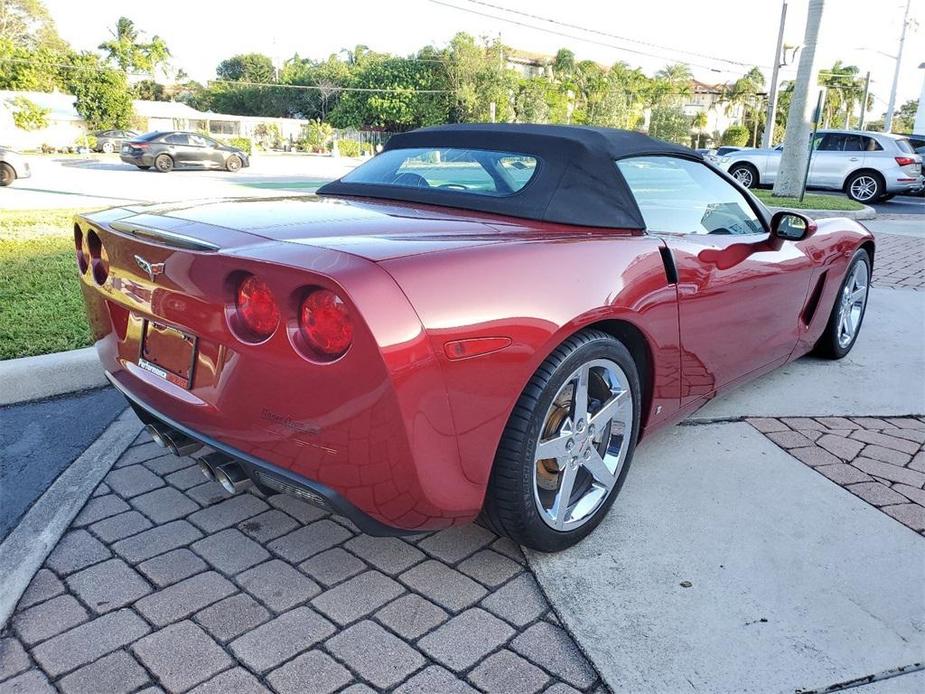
871 232 925 290
749 417 925 533
0 431 605 694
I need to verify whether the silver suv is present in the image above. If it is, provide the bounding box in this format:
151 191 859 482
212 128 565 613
719 129 923 203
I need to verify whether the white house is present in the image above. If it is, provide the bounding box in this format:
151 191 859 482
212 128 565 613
0 90 309 149
0 90 86 149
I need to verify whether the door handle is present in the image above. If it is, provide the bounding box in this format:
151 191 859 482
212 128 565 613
849 157 859 161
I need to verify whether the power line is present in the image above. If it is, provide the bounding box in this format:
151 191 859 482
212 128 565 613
208 78 452 94
449 0 767 70
428 0 750 75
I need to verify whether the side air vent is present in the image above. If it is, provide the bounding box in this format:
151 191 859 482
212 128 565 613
801 271 828 325
658 245 678 285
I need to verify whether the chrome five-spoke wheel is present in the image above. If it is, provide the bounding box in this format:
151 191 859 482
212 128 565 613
533 358 634 531
836 258 869 349
482 330 640 551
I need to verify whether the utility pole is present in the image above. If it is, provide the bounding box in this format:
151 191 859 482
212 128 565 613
859 71 871 130
762 1 789 148
773 0 825 198
884 0 912 132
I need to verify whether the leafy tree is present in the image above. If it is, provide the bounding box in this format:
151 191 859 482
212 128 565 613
890 99 917 133
514 77 550 123
0 0 64 49
216 53 275 83
67 54 134 130
329 55 448 130
553 48 575 81
134 79 167 101
0 37 64 90
721 124 750 146
722 66 765 146
691 110 708 147
649 105 691 144
818 61 865 128
98 17 169 74
10 95 48 129
298 119 334 152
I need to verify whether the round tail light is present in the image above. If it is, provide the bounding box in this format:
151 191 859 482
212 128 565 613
86 230 109 285
236 276 279 340
74 226 89 274
299 289 352 357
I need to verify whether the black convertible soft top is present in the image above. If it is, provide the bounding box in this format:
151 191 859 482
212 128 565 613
316 123 701 229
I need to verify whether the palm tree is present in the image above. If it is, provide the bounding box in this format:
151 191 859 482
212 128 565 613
774 0 826 198
99 17 170 75
692 111 708 148
819 61 864 128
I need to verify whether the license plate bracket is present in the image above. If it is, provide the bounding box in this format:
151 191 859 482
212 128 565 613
139 320 197 389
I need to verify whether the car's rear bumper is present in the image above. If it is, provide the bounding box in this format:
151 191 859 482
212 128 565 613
120 153 153 166
108 373 411 536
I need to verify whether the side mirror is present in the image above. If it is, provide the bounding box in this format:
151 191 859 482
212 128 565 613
771 210 816 241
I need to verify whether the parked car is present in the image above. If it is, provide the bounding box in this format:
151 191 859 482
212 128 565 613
76 124 874 551
120 131 250 173
903 133 925 154
0 146 31 186
719 129 923 203
93 129 140 154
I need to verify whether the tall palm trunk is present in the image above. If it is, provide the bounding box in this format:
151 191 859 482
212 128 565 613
773 0 825 198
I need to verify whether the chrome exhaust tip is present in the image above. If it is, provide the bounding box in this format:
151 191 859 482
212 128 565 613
197 460 216 481
145 424 167 448
197 452 227 481
214 462 247 494
161 430 202 457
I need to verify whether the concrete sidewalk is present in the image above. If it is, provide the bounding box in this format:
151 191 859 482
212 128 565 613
529 422 924 693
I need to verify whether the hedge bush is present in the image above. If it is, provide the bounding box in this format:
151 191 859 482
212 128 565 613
721 125 750 147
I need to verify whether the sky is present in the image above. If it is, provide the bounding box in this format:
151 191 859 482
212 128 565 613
45 0 924 118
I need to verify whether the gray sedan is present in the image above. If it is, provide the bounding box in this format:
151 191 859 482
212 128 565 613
719 129 923 203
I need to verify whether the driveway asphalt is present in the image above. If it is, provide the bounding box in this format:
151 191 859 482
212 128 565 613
2 153 355 209
0 388 126 541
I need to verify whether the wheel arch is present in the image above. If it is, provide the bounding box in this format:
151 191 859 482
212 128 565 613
729 161 760 186
843 167 884 192
530 316 656 439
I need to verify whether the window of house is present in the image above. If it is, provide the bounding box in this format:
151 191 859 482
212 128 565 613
616 156 764 236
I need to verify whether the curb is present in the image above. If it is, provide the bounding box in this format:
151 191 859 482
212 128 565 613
0 347 105 406
0 409 141 628
766 204 876 221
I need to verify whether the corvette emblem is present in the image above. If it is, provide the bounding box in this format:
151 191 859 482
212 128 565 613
134 255 165 282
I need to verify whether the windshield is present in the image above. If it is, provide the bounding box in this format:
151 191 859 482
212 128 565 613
341 147 539 197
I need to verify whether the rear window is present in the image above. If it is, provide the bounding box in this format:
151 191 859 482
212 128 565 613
341 147 538 196
895 138 915 154
136 131 165 142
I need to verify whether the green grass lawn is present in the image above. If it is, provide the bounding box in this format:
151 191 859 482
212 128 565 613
751 189 865 211
0 209 97 360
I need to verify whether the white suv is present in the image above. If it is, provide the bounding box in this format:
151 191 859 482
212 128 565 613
719 130 923 203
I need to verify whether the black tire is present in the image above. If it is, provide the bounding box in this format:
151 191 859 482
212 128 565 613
729 163 758 188
0 162 16 187
225 155 242 172
845 171 883 203
136 165 151 170
481 329 641 552
154 154 174 173
813 249 871 359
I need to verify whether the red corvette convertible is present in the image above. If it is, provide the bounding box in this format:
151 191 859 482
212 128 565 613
76 124 873 551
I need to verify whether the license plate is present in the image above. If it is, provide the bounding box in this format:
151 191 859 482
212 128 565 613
139 320 197 389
